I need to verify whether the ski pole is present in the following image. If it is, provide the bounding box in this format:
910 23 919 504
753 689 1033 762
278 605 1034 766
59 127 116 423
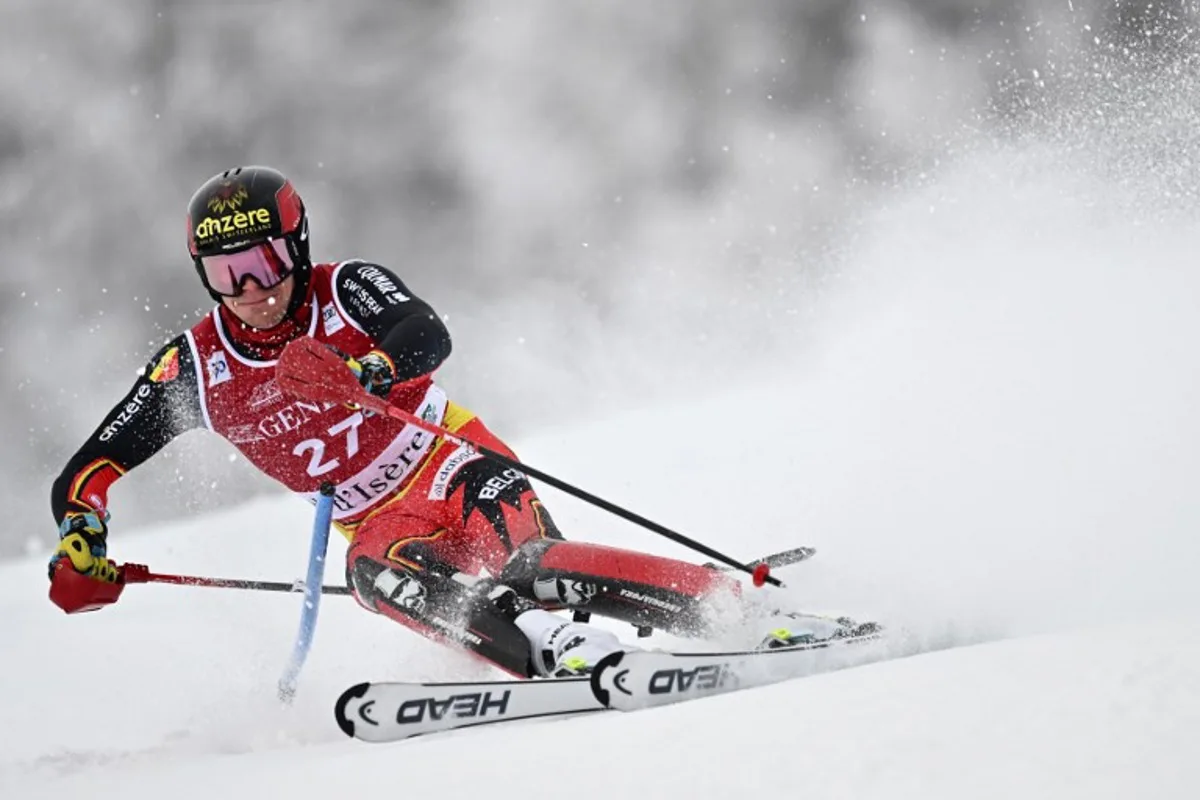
121 564 352 595
278 483 336 703
277 336 782 588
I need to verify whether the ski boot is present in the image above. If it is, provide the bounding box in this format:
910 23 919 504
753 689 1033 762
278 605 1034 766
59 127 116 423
515 607 634 677
758 612 882 650
484 581 636 677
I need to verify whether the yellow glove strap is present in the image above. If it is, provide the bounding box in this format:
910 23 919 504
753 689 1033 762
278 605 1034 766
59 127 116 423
55 533 118 583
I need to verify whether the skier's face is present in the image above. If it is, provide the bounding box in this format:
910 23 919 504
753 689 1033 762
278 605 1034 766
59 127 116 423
221 274 295 329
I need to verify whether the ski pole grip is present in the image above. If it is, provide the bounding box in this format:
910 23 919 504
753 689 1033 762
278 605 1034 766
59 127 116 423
49 561 126 613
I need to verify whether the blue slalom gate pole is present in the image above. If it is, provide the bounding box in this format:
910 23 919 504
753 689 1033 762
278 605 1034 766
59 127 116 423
278 483 336 703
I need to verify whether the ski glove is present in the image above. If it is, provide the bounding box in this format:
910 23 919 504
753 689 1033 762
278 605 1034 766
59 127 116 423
346 349 396 399
50 510 119 583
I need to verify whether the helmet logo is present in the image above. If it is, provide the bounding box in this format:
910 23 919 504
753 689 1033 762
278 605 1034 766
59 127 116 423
207 183 249 214
194 207 273 244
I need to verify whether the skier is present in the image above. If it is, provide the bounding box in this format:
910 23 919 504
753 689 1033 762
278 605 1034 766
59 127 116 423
49 166 871 679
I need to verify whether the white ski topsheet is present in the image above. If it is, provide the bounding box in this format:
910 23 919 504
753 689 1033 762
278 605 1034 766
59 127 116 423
591 631 886 712
336 676 600 742
334 631 886 742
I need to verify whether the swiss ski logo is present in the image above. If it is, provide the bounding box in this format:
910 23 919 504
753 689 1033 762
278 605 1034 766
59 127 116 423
321 303 345 335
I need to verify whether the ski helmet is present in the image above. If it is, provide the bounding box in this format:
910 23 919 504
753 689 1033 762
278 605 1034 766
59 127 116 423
186 166 311 304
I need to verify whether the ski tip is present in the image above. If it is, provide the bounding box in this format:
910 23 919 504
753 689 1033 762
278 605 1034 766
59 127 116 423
590 650 627 708
335 681 371 738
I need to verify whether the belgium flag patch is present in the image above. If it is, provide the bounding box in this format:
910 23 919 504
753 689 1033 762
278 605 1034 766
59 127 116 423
149 347 180 383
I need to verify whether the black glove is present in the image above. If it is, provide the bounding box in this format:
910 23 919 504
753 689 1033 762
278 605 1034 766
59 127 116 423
346 349 396 399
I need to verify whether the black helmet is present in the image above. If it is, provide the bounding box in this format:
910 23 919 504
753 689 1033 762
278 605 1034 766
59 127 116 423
186 166 311 303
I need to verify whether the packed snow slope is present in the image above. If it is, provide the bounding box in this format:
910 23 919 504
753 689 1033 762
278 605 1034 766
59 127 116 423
8 139 1200 797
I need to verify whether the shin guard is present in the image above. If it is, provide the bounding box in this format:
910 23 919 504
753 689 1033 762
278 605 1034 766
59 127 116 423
348 555 537 677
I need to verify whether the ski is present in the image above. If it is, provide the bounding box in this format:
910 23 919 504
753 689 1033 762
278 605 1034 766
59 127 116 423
589 627 883 712
334 674 603 743
334 626 881 743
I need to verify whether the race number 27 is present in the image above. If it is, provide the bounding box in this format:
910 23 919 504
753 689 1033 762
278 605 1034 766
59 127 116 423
293 412 364 476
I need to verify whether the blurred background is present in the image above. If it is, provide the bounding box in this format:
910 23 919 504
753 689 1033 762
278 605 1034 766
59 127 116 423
2 0 1197 557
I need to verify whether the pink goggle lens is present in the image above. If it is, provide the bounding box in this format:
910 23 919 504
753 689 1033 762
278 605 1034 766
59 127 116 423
199 240 294 297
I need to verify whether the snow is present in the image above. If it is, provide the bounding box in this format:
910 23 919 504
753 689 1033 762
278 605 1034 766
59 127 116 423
4 505 1198 800
4 389 1199 797
7 144 1200 797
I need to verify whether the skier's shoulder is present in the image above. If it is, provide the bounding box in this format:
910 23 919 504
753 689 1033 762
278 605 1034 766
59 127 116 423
325 259 411 295
324 259 423 317
138 328 204 390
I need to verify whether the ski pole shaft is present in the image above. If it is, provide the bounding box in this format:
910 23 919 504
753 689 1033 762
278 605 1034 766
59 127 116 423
122 566 352 595
276 336 782 588
278 484 336 702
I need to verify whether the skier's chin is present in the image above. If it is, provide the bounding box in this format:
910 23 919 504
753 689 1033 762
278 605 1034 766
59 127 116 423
224 279 293 328
223 297 286 329
243 307 289 329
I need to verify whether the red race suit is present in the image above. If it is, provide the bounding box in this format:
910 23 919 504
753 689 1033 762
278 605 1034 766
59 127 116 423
52 261 739 675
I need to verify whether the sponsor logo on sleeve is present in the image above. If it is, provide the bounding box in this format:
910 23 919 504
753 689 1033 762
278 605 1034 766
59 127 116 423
354 288 385 315
206 351 232 387
322 303 346 335
340 280 385 318
354 264 411 305
98 384 153 442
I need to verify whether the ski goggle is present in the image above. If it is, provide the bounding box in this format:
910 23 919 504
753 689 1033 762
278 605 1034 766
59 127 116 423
198 239 295 297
